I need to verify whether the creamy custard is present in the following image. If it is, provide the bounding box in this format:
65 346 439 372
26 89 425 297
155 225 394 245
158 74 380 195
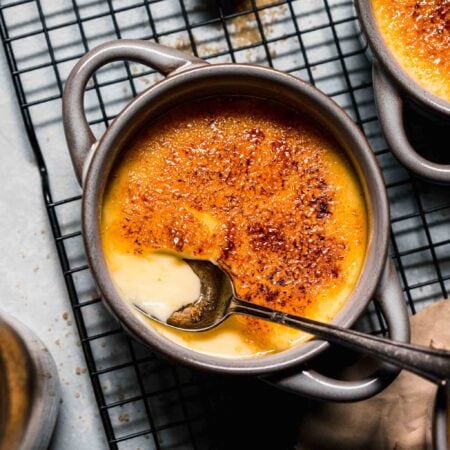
372 0 450 102
106 251 201 322
101 97 367 358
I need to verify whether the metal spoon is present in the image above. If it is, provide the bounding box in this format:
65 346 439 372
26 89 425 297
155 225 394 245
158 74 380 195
134 259 450 385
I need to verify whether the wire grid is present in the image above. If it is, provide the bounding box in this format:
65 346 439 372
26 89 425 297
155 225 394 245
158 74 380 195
1 0 450 448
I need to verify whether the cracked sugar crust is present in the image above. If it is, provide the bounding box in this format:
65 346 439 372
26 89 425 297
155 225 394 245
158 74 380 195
102 96 367 351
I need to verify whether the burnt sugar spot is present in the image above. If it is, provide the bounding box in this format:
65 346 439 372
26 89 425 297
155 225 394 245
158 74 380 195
248 223 286 253
244 127 265 144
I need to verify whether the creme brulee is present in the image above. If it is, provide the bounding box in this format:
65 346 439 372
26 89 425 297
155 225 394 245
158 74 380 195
372 0 450 102
101 97 367 358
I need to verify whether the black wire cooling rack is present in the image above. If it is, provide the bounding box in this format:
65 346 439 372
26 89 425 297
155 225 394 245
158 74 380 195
1 0 450 448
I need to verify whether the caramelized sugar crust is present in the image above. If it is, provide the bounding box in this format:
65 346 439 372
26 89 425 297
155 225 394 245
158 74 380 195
103 97 366 350
372 0 450 101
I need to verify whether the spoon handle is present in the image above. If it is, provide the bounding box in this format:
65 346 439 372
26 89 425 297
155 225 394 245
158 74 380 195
231 298 450 385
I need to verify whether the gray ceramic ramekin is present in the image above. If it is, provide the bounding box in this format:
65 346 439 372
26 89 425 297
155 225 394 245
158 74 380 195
434 385 449 450
62 39 410 402
355 0 450 184
0 310 60 450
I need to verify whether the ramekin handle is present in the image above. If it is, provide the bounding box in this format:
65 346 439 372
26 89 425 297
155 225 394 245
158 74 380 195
373 64 450 185
265 259 411 402
62 39 205 185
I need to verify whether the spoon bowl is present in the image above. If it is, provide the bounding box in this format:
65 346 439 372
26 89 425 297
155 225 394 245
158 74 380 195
170 259 233 330
137 259 234 331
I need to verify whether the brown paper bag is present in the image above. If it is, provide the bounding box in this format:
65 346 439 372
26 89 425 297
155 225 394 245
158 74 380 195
297 300 450 450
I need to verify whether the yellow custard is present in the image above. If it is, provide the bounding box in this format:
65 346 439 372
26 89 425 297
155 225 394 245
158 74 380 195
372 0 450 102
101 97 367 358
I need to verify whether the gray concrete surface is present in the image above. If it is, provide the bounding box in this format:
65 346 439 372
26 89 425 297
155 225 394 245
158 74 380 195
0 45 106 450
